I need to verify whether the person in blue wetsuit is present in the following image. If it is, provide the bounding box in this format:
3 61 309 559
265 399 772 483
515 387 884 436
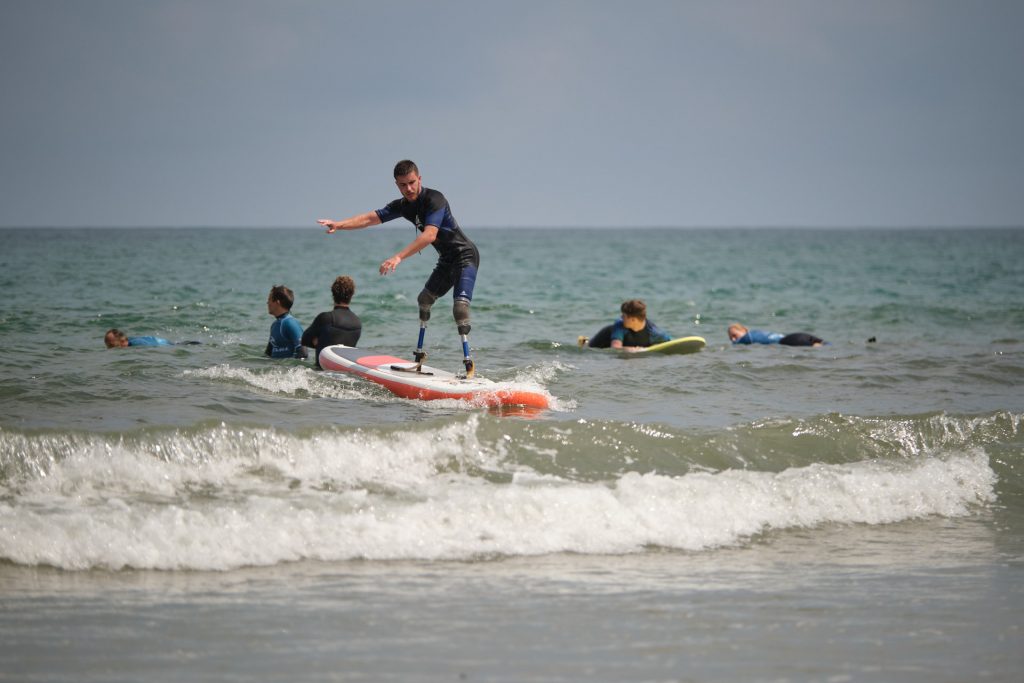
104 329 174 348
580 299 672 352
728 323 825 347
302 275 362 369
265 285 307 359
318 159 480 377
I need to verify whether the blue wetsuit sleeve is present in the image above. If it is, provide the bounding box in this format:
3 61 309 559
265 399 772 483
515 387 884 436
375 199 402 223
128 336 171 346
646 321 672 344
424 207 446 228
747 330 784 344
423 192 448 229
609 319 626 343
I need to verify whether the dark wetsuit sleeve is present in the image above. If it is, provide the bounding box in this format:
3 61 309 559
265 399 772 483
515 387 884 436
375 199 403 223
301 314 324 349
423 192 447 228
587 324 615 348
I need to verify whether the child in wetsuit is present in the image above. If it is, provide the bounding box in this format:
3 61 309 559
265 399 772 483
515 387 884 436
580 299 672 351
728 324 824 347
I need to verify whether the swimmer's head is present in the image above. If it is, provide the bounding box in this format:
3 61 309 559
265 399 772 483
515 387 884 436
104 328 129 348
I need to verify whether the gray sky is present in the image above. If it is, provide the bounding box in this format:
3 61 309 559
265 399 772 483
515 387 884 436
2 0 1022 228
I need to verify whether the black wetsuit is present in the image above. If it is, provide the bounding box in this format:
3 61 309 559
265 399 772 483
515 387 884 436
733 329 825 347
587 320 670 348
377 188 480 299
301 306 362 368
779 332 824 346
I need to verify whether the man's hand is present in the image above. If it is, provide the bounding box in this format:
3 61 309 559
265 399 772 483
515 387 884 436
318 219 337 233
380 255 402 275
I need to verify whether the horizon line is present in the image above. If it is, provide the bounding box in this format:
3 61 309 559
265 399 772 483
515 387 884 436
2 224 1022 231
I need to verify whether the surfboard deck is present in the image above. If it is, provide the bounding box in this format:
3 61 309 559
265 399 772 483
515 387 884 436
638 336 706 355
577 334 706 355
319 345 550 409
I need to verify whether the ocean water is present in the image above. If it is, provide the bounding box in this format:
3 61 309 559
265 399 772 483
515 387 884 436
1 226 1022 682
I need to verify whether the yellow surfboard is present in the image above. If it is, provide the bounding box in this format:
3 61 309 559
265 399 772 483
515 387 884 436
637 336 706 355
577 334 707 355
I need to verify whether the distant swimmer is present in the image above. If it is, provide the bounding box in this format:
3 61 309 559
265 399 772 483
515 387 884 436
104 329 200 347
105 329 171 348
318 159 480 378
727 323 825 347
265 285 307 359
302 275 362 369
579 299 672 352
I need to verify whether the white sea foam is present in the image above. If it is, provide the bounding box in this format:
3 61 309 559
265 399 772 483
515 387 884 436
0 418 996 571
185 363 365 400
184 362 565 411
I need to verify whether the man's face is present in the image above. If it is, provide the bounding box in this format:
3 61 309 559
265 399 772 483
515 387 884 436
622 315 646 332
395 171 422 201
105 332 127 348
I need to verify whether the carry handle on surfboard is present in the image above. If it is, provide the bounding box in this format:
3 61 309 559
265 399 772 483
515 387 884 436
392 323 433 374
390 363 433 376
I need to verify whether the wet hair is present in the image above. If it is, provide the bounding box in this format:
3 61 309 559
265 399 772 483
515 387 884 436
728 323 748 341
331 275 355 305
620 299 647 320
269 285 295 311
104 328 128 348
393 159 419 178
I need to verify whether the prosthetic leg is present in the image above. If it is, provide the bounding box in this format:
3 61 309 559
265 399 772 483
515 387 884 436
413 290 436 372
415 289 474 379
454 298 474 379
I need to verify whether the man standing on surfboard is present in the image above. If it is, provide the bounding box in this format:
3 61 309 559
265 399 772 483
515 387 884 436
318 160 480 378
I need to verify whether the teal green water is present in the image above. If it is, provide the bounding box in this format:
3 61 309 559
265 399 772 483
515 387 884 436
2 227 1022 429
2 226 1023 682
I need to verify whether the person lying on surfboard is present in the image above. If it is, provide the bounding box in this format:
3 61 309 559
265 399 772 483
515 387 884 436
727 324 825 347
578 299 672 352
318 160 480 378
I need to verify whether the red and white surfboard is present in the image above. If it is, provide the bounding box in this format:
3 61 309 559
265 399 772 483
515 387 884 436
319 345 551 409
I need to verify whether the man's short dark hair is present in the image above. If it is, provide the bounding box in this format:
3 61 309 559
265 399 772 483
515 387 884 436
331 275 355 305
621 299 647 320
393 159 419 177
269 285 295 311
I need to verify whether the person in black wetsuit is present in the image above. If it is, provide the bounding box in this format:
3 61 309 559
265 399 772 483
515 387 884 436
317 160 480 377
302 275 362 368
579 299 672 351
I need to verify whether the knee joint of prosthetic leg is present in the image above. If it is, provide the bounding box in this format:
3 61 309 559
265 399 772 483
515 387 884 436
417 290 437 322
453 300 471 337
